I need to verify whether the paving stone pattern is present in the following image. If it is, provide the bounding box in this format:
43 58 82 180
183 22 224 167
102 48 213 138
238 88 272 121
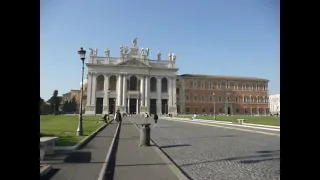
130 116 280 180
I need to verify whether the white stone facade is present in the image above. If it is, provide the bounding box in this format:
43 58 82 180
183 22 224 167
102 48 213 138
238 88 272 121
269 94 280 114
85 38 178 116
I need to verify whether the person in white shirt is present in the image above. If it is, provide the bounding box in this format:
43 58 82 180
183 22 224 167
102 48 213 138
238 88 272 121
144 112 149 123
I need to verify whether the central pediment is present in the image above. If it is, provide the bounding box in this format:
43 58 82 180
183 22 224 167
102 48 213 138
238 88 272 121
117 59 151 67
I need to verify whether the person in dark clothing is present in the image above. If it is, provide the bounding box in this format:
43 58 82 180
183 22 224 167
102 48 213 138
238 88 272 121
115 110 122 123
102 114 108 123
153 114 158 124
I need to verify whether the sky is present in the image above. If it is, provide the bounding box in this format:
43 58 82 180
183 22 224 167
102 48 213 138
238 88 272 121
40 0 279 100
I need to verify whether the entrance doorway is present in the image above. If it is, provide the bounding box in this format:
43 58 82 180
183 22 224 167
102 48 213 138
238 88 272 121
109 98 116 114
96 98 103 114
162 99 168 114
129 98 137 114
227 107 231 115
150 99 157 114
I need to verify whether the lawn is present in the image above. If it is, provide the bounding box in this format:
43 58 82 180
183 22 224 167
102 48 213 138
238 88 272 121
178 115 280 126
40 115 107 146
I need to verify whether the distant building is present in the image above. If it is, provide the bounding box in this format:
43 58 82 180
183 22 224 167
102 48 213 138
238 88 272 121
269 94 280 114
176 74 269 115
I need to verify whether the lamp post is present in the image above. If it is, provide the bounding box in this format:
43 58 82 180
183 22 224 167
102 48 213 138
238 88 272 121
212 92 216 120
77 47 86 136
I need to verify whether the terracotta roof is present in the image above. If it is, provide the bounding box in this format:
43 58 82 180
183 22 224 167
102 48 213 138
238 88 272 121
178 74 269 82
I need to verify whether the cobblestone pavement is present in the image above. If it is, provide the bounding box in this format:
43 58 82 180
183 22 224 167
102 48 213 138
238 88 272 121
129 116 280 180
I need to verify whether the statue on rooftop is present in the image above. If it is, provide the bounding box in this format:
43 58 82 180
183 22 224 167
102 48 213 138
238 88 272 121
132 37 138 47
157 51 161 61
105 48 110 57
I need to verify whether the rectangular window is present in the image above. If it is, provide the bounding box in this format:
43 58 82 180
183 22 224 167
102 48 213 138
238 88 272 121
186 107 190 113
235 97 238 102
242 84 246 90
234 83 238 90
185 95 189 101
209 95 213 102
202 106 205 113
185 81 189 88
201 81 205 89
193 81 197 88
209 81 213 89
226 83 230 89
202 95 205 102
194 95 198 102
218 82 222 89
218 96 222 102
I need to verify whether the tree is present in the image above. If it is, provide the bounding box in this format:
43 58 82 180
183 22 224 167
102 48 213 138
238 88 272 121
48 90 61 115
40 97 52 115
62 96 78 113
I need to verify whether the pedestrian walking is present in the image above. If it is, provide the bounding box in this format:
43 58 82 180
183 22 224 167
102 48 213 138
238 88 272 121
144 112 149 123
115 110 122 123
153 113 158 128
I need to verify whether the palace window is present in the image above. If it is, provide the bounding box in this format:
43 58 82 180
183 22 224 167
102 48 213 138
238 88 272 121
209 81 213 89
218 96 222 102
201 81 205 89
193 81 197 88
202 95 205 102
194 95 198 102
234 83 238 90
218 82 222 89
226 82 230 89
242 84 246 90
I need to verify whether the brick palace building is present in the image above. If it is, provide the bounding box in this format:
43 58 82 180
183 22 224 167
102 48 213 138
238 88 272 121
176 74 269 115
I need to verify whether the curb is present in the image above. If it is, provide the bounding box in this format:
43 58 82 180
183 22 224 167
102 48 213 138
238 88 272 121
97 122 121 180
40 165 53 177
129 120 190 180
55 120 114 151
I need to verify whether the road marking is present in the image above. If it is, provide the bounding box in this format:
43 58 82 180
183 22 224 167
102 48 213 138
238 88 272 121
161 118 280 137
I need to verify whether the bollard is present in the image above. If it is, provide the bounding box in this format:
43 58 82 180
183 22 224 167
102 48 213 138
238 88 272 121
140 123 151 146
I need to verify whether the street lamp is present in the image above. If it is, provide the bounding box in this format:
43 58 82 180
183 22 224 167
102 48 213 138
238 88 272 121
212 92 216 120
77 47 86 136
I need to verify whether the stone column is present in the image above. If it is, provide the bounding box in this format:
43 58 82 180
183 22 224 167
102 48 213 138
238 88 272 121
144 76 149 107
122 75 127 107
127 98 130 114
168 77 173 107
91 73 97 109
250 107 253 116
136 98 139 114
140 76 145 106
102 74 109 114
172 77 177 115
116 74 122 107
86 72 92 106
157 77 162 114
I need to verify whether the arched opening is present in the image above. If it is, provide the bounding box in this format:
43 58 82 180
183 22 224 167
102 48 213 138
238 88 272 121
227 107 231 115
129 76 138 90
96 75 105 91
236 108 239 114
161 77 168 93
109 75 117 90
150 77 157 92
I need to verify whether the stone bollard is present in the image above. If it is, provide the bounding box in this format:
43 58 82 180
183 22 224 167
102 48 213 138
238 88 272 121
140 123 151 146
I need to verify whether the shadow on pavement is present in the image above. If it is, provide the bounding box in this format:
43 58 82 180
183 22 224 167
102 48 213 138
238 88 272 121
160 144 191 148
64 151 91 163
40 168 59 180
240 157 279 164
181 151 280 167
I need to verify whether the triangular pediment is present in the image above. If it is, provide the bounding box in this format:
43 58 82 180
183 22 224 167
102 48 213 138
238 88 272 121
117 59 150 67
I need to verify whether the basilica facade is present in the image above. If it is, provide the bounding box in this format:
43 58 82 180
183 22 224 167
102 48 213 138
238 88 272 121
85 38 178 115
